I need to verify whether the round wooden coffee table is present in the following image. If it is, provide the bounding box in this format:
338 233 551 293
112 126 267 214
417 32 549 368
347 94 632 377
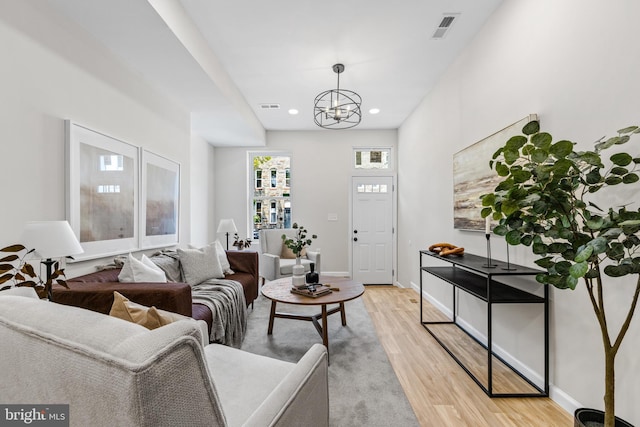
261 276 365 358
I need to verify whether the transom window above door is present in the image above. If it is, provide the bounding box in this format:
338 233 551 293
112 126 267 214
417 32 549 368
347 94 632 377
354 148 391 170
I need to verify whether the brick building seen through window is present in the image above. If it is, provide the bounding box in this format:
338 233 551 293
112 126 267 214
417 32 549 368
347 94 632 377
252 155 291 239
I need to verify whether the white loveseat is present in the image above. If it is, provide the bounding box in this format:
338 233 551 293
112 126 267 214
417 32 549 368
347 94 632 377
0 288 329 427
259 228 321 280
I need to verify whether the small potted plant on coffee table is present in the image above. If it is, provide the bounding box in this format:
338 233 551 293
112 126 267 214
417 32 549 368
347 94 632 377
281 223 317 263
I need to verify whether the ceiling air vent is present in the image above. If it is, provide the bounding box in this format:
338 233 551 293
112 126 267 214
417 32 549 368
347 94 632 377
432 14 459 39
260 103 280 110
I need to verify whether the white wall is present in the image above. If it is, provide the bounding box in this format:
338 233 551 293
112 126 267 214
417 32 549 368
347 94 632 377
190 134 216 247
398 0 640 423
0 2 192 277
214 129 397 274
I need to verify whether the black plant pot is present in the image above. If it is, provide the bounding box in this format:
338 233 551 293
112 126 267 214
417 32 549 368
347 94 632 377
574 408 634 427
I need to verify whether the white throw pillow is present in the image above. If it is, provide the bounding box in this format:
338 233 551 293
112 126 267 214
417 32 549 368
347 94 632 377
213 239 234 275
177 244 224 286
141 254 166 276
118 253 167 283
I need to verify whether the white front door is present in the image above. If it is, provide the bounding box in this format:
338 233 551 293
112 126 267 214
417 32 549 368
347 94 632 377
351 176 393 284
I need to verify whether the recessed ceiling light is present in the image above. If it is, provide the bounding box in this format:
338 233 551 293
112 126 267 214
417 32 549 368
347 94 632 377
369 108 380 115
288 109 299 115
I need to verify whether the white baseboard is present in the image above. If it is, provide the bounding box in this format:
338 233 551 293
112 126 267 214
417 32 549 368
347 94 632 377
320 271 350 278
456 317 547 390
407 280 453 318
550 385 582 417
409 279 543 388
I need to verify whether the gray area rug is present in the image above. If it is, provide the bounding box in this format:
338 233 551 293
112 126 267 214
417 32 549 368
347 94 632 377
241 293 419 427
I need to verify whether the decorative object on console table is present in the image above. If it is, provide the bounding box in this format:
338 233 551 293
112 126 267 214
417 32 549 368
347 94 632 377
216 219 237 250
427 242 464 257
480 120 640 427
503 241 516 271
484 216 496 268
20 221 83 301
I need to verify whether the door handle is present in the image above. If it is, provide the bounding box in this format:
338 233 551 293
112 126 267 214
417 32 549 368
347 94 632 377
353 237 358 242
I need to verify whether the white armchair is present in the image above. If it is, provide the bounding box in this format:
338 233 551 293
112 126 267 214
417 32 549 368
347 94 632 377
0 289 329 427
259 228 321 281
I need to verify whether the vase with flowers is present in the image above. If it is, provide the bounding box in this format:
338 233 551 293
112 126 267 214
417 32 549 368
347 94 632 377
282 223 317 286
281 223 317 263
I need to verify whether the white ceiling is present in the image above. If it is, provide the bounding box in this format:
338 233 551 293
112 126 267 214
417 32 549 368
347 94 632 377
43 0 503 146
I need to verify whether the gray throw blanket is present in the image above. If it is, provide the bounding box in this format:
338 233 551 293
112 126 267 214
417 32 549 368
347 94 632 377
191 279 247 348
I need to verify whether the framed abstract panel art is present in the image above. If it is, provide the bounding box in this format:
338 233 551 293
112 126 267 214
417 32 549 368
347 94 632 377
66 121 139 260
453 114 538 231
140 150 180 249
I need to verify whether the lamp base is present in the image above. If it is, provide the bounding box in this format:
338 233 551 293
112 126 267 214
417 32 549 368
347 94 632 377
42 258 56 302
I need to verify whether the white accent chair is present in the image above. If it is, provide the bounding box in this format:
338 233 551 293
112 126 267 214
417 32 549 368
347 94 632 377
259 228 321 281
0 288 329 427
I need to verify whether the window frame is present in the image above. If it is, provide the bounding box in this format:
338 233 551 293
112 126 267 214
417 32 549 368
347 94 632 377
352 147 393 171
269 200 277 224
248 151 293 240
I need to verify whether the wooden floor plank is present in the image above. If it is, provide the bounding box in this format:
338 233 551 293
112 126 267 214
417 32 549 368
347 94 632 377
362 286 572 427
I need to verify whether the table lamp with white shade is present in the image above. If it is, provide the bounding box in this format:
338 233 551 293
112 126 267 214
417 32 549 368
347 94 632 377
21 221 83 301
216 219 238 250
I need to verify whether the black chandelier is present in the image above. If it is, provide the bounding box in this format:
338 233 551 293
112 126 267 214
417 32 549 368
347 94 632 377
313 64 362 129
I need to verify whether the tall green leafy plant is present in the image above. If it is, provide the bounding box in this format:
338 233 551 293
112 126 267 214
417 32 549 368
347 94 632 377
480 121 640 427
282 223 317 257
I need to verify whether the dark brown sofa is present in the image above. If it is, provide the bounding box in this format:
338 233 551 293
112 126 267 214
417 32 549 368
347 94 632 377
52 251 259 335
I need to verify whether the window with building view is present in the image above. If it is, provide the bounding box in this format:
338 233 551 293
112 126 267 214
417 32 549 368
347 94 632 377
354 148 391 169
251 154 292 239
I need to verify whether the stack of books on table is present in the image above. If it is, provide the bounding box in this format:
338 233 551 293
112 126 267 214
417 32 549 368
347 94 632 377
290 284 333 298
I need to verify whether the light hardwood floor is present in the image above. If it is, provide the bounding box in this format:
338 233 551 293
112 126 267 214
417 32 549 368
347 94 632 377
361 286 573 427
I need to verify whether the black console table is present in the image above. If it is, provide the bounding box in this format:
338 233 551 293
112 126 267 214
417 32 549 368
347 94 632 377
419 250 549 398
